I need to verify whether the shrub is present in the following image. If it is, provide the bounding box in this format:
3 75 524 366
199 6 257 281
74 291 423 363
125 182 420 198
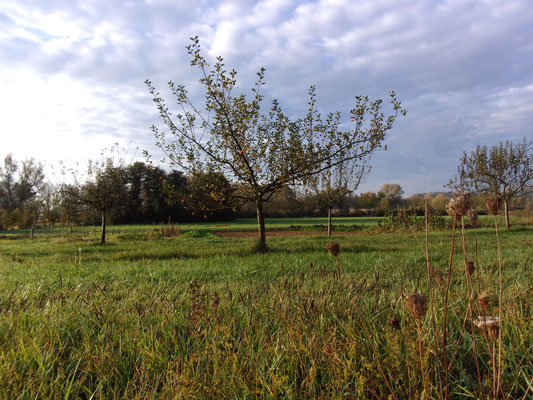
382 208 445 231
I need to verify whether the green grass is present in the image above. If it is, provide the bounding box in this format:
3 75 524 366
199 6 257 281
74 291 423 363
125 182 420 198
1 214 521 237
1 216 385 237
0 218 531 399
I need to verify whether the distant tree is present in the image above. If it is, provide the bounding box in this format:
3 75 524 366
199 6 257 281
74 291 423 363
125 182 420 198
162 170 188 221
378 183 404 207
0 209 22 230
343 193 360 215
311 161 369 236
62 159 127 244
25 199 41 239
0 154 44 211
377 197 391 214
59 184 82 233
146 37 405 250
124 161 146 221
182 169 235 221
405 194 425 213
140 165 168 220
430 194 450 213
263 186 301 217
40 184 62 233
448 138 533 227
359 192 379 210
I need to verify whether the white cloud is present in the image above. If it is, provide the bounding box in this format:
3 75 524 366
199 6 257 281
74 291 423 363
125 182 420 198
0 0 532 194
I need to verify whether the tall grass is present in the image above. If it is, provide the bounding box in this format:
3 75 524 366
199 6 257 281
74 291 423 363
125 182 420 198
0 220 531 398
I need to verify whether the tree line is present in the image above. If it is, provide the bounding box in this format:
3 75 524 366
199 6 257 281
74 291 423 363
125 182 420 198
2 150 531 242
0 157 235 240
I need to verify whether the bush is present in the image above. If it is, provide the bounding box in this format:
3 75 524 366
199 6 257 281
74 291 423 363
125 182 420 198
382 208 445 231
0 209 33 230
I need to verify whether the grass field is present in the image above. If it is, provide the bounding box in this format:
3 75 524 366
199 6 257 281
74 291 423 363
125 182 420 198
0 217 531 399
0 216 385 237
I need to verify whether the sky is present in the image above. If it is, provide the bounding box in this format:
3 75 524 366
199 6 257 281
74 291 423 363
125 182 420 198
1 0 532 195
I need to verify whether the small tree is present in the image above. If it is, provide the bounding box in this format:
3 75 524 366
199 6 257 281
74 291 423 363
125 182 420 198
449 138 533 228
311 161 369 236
60 184 83 234
41 184 62 233
62 160 127 244
25 199 41 239
147 37 405 250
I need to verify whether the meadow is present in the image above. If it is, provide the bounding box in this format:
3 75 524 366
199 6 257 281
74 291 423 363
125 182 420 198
0 216 531 399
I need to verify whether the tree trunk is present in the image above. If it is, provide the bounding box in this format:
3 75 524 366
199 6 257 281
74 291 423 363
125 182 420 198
101 210 107 245
504 200 510 228
30 215 38 239
256 199 267 251
327 206 333 237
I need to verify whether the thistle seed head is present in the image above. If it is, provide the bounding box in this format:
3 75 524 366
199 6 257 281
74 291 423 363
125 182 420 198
479 290 495 311
323 343 335 356
479 295 490 310
466 260 475 276
485 197 502 215
446 192 472 217
474 316 500 341
406 293 428 320
326 242 340 258
388 316 401 330
467 209 478 223
488 324 499 342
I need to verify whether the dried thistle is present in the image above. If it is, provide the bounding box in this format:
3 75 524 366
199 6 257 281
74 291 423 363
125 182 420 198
479 295 490 311
446 192 472 217
188 280 205 328
474 316 500 342
406 293 428 320
485 197 502 215
326 242 340 258
323 343 335 356
210 291 220 314
488 324 499 342
467 209 478 225
466 260 475 276
479 290 496 311
388 316 401 330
